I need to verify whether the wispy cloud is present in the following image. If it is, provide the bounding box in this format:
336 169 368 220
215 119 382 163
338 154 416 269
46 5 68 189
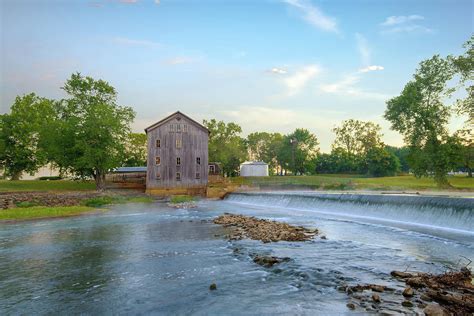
381 15 424 26
154 0 160 4
120 0 139 4
355 33 370 66
359 65 384 73
380 15 432 33
320 75 359 93
164 56 196 65
319 71 389 100
268 67 287 75
283 0 338 33
284 65 321 96
222 106 298 127
113 37 160 47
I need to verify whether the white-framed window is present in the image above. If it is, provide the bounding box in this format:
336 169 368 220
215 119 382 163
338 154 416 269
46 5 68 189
183 124 188 132
176 157 181 166
156 139 161 148
196 157 201 165
155 156 161 165
176 138 182 149
176 172 181 181
195 172 200 179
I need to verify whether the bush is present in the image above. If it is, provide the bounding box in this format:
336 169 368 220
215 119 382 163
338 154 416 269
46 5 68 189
169 195 195 204
15 201 39 208
83 196 114 207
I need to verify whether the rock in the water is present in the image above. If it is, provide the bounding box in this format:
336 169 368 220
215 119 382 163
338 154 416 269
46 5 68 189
209 283 217 291
372 293 381 303
402 287 414 297
401 300 413 307
423 303 448 316
406 277 425 288
391 271 414 279
371 285 385 293
420 294 432 302
252 255 290 268
346 302 356 310
320 235 327 240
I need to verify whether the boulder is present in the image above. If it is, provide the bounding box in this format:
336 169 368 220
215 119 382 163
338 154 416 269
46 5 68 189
402 287 414 297
423 304 448 316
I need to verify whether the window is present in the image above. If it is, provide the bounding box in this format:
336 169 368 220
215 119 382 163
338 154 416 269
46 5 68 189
176 157 181 166
195 172 200 179
156 139 161 148
176 172 181 181
156 171 161 180
176 138 182 149
177 124 182 132
196 157 201 165
209 165 215 173
183 124 188 132
155 156 161 165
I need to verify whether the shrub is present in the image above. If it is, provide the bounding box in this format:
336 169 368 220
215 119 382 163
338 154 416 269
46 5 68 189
170 195 195 204
15 201 39 208
83 196 114 207
38 176 62 181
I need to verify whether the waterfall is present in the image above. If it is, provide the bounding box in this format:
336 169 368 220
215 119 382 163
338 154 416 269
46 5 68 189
225 192 474 234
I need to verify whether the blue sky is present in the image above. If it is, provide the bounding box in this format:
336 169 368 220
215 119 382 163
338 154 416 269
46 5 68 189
1 0 472 152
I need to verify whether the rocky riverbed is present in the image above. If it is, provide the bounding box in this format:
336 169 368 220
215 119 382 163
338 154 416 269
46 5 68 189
340 268 474 315
213 213 319 242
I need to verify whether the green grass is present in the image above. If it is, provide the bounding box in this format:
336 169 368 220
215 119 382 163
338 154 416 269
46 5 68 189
82 195 154 207
0 206 97 221
0 180 95 192
231 175 474 191
15 201 40 208
169 195 195 204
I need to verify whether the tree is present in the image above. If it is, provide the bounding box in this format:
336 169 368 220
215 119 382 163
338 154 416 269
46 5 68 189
0 94 55 180
123 133 147 167
451 35 473 127
385 55 455 186
365 147 400 177
385 146 410 173
332 119 383 156
203 119 247 176
247 132 283 174
452 129 474 177
283 128 319 175
45 73 135 190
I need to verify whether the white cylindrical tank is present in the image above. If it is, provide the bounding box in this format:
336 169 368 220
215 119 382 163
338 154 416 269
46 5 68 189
240 161 269 177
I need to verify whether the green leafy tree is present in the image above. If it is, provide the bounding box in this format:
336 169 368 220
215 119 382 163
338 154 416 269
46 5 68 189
452 129 473 177
0 94 55 179
123 133 147 167
332 119 383 156
451 35 473 127
247 132 283 174
385 55 455 186
365 147 400 177
385 146 410 173
45 73 135 190
203 119 247 176
283 128 319 175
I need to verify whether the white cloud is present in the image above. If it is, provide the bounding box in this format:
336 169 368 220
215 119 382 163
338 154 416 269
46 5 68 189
154 0 160 4
359 65 384 73
222 106 299 128
355 33 370 66
165 56 196 65
113 37 160 47
381 15 424 26
120 0 138 3
283 0 338 33
380 15 432 33
269 67 287 75
284 65 321 96
319 73 390 100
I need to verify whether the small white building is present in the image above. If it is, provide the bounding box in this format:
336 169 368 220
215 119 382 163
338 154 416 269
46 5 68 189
240 161 269 177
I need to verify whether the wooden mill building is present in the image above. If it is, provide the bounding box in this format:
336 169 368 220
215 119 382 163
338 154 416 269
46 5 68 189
145 111 209 196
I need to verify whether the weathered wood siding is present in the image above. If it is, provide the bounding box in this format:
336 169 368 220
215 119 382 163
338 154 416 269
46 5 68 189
146 114 208 189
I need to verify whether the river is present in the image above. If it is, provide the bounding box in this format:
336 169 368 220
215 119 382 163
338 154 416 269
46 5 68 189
1 192 473 314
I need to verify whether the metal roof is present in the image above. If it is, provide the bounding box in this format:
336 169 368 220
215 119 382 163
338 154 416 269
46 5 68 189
113 167 147 173
144 111 210 134
240 161 268 166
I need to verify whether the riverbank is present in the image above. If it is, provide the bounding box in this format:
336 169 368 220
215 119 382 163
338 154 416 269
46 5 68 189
0 206 97 221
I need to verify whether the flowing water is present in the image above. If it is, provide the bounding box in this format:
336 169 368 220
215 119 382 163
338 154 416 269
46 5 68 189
0 192 473 315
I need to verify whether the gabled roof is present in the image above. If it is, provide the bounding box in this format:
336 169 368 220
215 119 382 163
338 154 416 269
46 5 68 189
241 161 268 166
144 111 209 134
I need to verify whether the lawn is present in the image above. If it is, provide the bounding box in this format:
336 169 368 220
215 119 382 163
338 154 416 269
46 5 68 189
231 175 474 191
0 180 95 192
0 206 98 221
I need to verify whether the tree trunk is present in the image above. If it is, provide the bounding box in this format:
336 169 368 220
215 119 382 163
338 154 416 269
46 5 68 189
10 171 21 180
467 167 472 178
94 170 106 191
